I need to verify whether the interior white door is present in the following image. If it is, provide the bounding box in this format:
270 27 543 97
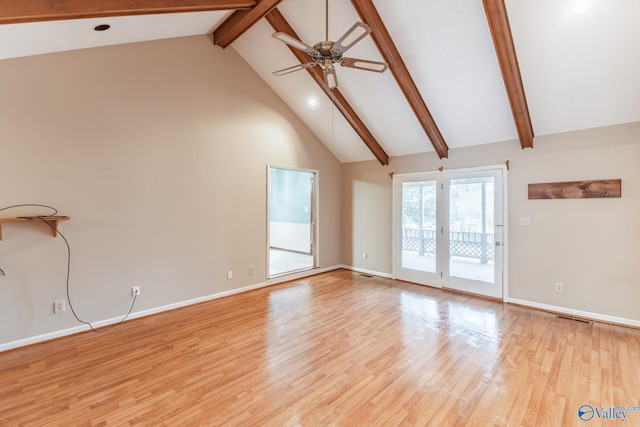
268 167 317 278
394 167 505 299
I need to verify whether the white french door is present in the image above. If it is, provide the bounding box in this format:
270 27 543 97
393 167 505 299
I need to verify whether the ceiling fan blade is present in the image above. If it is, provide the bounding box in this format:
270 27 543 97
340 57 388 73
272 32 317 55
273 62 317 76
323 67 338 90
333 22 371 53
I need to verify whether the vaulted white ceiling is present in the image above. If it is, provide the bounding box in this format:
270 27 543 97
1 0 638 163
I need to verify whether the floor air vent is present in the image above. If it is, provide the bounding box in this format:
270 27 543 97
557 315 592 325
360 274 373 278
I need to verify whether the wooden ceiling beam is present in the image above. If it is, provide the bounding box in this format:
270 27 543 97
0 0 255 25
350 0 449 159
265 8 389 166
483 0 534 149
214 0 283 48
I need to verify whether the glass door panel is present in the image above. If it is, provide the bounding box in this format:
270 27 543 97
401 181 437 273
449 177 495 283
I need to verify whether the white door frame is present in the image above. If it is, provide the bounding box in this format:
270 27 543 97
266 165 319 279
392 165 508 301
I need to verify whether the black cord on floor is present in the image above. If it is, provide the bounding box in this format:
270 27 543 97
1 204 137 333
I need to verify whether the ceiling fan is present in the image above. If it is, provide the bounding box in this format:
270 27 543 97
271 0 388 90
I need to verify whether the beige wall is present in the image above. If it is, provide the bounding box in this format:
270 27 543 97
0 35 342 346
342 122 640 323
1 33 638 347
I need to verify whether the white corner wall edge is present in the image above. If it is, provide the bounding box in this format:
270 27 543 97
509 298 640 329
341 265 393 279
0 265 343 353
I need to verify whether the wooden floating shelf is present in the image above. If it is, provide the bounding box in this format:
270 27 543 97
528 179 621 200
0 216 70 240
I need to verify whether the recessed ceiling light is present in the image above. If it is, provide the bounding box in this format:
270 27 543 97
307 97 319 107
94 24 111 31
571 0 593 15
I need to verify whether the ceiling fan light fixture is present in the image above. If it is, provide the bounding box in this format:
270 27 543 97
571 0 593 15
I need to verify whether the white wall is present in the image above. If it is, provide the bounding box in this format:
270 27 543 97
342 122 640 324
269 222 311 253
0 35 342 347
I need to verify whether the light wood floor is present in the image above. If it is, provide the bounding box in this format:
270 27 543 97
1 270 639 426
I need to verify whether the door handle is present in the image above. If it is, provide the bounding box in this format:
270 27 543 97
495 241 501 246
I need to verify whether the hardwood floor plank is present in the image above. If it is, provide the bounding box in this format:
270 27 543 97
1 269 639 425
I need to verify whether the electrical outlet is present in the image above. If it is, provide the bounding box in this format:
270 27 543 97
53 300 65 314
227 271 233 280
555 282 564 293
131 286 141 296
249 266 254 275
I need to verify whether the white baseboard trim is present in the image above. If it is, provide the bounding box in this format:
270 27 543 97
0 325 88 353
1 267 347 353
340 265 393 279
121 280 270 323
509 298 640 328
